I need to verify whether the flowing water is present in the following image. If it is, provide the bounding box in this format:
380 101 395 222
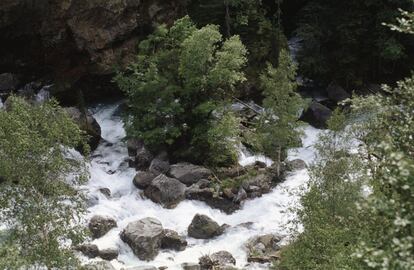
82 102 321 269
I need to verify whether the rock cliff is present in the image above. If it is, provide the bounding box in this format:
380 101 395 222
0 0 186 100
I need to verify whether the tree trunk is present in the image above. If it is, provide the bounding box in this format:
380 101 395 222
224 1 231 37
277 146 281 177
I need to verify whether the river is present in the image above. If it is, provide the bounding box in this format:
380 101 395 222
81 102 321 269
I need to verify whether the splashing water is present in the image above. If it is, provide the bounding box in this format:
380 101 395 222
82 102 321 269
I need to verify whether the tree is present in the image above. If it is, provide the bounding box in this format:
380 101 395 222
206 110 242 167
0 96 88 269
278 111 368 270
349 9 414 268
115 16 247 166
280 9 414 267
253 49 303 175
187 0 284 82
351 76 414 270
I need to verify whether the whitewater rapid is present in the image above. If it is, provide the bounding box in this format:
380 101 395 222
82 102 321 269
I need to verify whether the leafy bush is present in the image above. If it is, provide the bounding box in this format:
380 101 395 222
0 96 88 269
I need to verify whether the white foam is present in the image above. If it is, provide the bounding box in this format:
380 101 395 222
82 103 321 269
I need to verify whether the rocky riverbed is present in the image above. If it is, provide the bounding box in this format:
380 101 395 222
78 102 321 270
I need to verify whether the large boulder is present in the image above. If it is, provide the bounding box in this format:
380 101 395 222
301 101 333 129
133 171 157 189
245 234 282 263
65 107 102 151
185 183 240 214
210 251 236 267
134 146 154 171
144 174 186 208
241 173 273 199
88 215 117 239
187 214 225 239
326 82 350 103
127 138 143 157
168 163 212 186
75 243 99 258
199 251 236 270
120 217 164 261
161 229 188 251
149 156 170 175
99 248 119 261
286 159 307 171
182 263 201 270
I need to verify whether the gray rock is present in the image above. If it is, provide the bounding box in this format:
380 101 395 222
301 101 332 129
182 263 201 270
327 82 350 103
223 188 235 199
75 243 99 258
133 171 157 189
135 147 154 170
168 163 212 186
287 159 307 171
234 187 247 203
161 229 187 251
83 261 116 270
195 179 211 189
99 188 111 198
127 138 143 157
245 234 282 263
210 251 236 266
99 248 119 261
120 217 164 261
199 255 214 270
65 107 102 151
144 174 186 208
254 161 267 168
188 214 224 239
149 158 170 175
185 185 239 214
88 215 117 239
242 173 272 197
199 251 236 270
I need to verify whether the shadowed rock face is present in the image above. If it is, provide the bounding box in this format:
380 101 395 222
0 0 186 99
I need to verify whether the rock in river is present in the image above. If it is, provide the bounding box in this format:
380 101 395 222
188 214 226 239
120 217 164 261
168 162 212 186
161 229 188 251
88 215 117 239
144 174 186 209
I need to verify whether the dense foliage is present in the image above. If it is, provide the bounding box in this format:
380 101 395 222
352 75 414 269
0 97 88 269
279 7 414 269
116 15 304 167
188 0 285 83
295 0 414 87
115 16 248 165
279 112 368 269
